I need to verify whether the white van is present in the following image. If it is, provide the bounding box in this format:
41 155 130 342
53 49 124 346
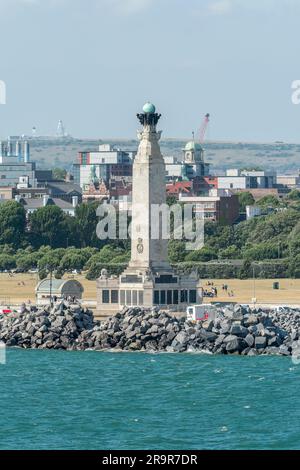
186 304 217 323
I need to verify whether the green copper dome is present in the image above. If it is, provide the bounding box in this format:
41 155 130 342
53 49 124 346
143 102 156 114
185 141 203 151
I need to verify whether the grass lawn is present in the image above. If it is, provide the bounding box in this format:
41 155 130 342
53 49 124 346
1 273 300 306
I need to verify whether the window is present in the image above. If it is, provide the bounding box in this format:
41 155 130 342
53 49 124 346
167 290 172 304
173 290 178 304
111 290 119 304
132 290 137 305
180 290 188 303
189 290 197 303
155 275 178 284
120 290 125 305
121 275 143 283
102 290 109 304
160 290 166 305
154 290 159 305
138 291 143 305
126 290 131 305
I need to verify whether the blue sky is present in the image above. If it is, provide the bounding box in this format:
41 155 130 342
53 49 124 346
0 0 299 141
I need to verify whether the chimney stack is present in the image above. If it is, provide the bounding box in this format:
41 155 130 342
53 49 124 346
7 138 13 157
43 195 49 207
72 196 79 208
16 141 22 161
24 141 30 163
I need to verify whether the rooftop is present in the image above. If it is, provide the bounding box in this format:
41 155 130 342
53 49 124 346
184 141 203 152
21 197 75 210
36 279 84 294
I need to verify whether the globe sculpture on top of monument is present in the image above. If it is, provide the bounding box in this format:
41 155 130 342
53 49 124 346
97 103 202 317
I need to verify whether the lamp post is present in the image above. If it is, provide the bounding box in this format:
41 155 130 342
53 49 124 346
50 267 53 306
252 264 256 306
46 264 53 306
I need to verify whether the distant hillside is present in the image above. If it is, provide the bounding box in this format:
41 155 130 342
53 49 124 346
29 139 300 174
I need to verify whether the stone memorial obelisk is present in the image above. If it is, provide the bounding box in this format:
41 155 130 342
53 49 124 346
97 103 202 317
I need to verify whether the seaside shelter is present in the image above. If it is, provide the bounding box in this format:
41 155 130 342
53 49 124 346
35 279 84 306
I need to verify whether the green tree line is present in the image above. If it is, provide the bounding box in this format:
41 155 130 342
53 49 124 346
2 190 300 279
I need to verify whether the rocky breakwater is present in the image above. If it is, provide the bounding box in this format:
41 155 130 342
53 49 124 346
1 303 300 356
0 302 95 350
78 305 300 356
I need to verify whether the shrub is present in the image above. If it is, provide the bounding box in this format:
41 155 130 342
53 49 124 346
0 254 16 271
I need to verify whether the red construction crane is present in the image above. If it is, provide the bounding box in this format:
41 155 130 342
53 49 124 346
199 113 210 144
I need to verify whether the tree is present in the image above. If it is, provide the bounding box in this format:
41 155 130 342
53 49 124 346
218 245 241 259
205 225 236 251
0 254 16 271
237 192 255 212
238 209 300 245
288 254 300 278
38 269 48 280
287 189 300 201
29 206 70 248
38 253 62 271
185 247 217 262
257 195 280 208
0 201 26 247
168 240 187 263
16 253 39 271
111 253 130 264
59 250 87 271
52 168 67 180
239 259 251 279
75 202 101 248
242 242 280 261
0 244 15 255
63 215 81 248
85 246 125 269
288 221 300 257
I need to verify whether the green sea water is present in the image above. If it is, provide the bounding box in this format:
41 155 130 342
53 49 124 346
0 349 300 450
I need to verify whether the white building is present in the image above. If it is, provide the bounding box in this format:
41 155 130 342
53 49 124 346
164 155 183 180
73 144 135 189
17 194 79 216
179 189 239 225
246 205 262 220
218 169 276 190
277 175 300 188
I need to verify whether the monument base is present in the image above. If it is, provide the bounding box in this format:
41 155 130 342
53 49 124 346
96 267 202 318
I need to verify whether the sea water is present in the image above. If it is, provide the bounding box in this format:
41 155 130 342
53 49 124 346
1 349 300 450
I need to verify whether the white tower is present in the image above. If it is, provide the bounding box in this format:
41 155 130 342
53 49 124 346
57 120 66 138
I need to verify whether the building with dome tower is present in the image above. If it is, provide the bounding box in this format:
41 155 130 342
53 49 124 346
96 103 202 317
182 140 210 180
164 140 210 184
